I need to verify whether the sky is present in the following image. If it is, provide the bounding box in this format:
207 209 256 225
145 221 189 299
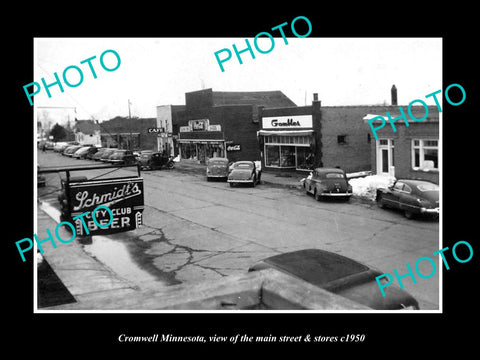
34 37 442 127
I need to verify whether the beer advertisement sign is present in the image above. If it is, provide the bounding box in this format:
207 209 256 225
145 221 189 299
68 177 144 236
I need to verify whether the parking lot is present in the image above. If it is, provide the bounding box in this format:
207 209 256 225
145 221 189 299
37 149 440 310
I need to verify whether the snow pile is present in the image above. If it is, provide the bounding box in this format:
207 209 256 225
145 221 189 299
348 174 396 201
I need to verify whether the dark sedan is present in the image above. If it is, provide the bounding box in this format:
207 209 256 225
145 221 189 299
99 148 118 162
227 161 261 187
376 179 439 219
249 249 419 310
107 149 136 165
303 167 352 201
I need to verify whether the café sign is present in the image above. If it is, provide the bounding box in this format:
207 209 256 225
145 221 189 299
68 177 144 236
262 115 312 129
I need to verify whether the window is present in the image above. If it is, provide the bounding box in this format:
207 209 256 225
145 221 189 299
412 139 438 171
265 145 280 167
337 135 347 144
264 135 312 169
393 182 404 191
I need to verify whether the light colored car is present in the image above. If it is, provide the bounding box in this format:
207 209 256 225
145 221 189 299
227 161 262 187
206 157 230 181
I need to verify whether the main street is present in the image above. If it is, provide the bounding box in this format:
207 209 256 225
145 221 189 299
37 151 440 310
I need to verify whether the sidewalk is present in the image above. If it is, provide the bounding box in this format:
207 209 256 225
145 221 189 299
174 160 306 188
36 203 138 309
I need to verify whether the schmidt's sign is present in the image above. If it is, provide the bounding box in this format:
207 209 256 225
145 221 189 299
262 115 312 129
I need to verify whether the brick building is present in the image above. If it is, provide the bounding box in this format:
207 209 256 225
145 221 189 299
172 88 297 164
365 106 439 183
258 94 375 173
99 116 157 150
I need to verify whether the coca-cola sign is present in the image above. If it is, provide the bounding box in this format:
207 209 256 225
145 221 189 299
68 177 144 236
226 144 241 152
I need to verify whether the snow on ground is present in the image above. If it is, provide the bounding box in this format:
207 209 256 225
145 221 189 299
348 174 396 201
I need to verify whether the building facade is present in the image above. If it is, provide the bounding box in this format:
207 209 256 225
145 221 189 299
99 116 157 150
258 95 374 173
73 120 101 146
365 106 439 183
172 88 297 164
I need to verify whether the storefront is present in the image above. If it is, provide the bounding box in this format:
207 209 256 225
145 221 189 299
177 119 225 163
258 115 316 171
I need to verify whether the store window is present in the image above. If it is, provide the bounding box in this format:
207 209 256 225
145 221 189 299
264 135 313 170
412 139 438 171
265 145 280 167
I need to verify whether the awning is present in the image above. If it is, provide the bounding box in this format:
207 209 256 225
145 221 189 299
257 130 314 136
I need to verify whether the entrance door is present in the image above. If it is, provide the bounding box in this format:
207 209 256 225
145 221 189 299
377 139 394 176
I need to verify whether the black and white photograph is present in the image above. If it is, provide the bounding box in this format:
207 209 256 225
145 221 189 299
33 36 443 312
7 7 477 353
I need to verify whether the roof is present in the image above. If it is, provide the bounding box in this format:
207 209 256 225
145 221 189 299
362 105 439 124
74 120 100 134
212 90 297 108
263 249 368 287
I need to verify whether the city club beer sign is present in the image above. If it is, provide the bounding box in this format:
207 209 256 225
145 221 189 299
262 115 313 129
68 177 144 236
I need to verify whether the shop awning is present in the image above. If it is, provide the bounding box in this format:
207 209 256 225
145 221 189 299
257 130 314 136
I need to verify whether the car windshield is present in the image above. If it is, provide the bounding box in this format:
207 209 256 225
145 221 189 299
417 183 439 192
265 249 368 287
234 163 253 169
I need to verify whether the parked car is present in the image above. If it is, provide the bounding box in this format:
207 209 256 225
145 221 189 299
91 148 109 161
227 161 261 187
62 145 83 157
303 167 352 201
376 179 439 219
107 149 137 165
53 142 70 152
249 249 419 310
206 157 230 181
137 151 174 170
99 148 118 162
74 146 100 159
72 146 93 159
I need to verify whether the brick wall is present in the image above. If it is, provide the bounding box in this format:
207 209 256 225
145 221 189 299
320 106 374 173
394 122 439 183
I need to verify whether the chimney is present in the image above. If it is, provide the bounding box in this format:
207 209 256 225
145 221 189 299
391 85 398 105
312 93 321 111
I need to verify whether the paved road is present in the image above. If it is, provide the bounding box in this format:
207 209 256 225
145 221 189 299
37 151 440 310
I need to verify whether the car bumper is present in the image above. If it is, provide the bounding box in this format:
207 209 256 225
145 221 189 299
320 192 352 197
420 207 439 214
228 179 253 183
208 174 228 178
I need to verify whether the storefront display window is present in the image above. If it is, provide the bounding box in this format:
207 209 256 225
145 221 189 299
263 134 313 170
265 145 280 167
180 142 225 163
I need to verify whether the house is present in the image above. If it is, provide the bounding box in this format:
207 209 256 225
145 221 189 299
73 120 101 146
